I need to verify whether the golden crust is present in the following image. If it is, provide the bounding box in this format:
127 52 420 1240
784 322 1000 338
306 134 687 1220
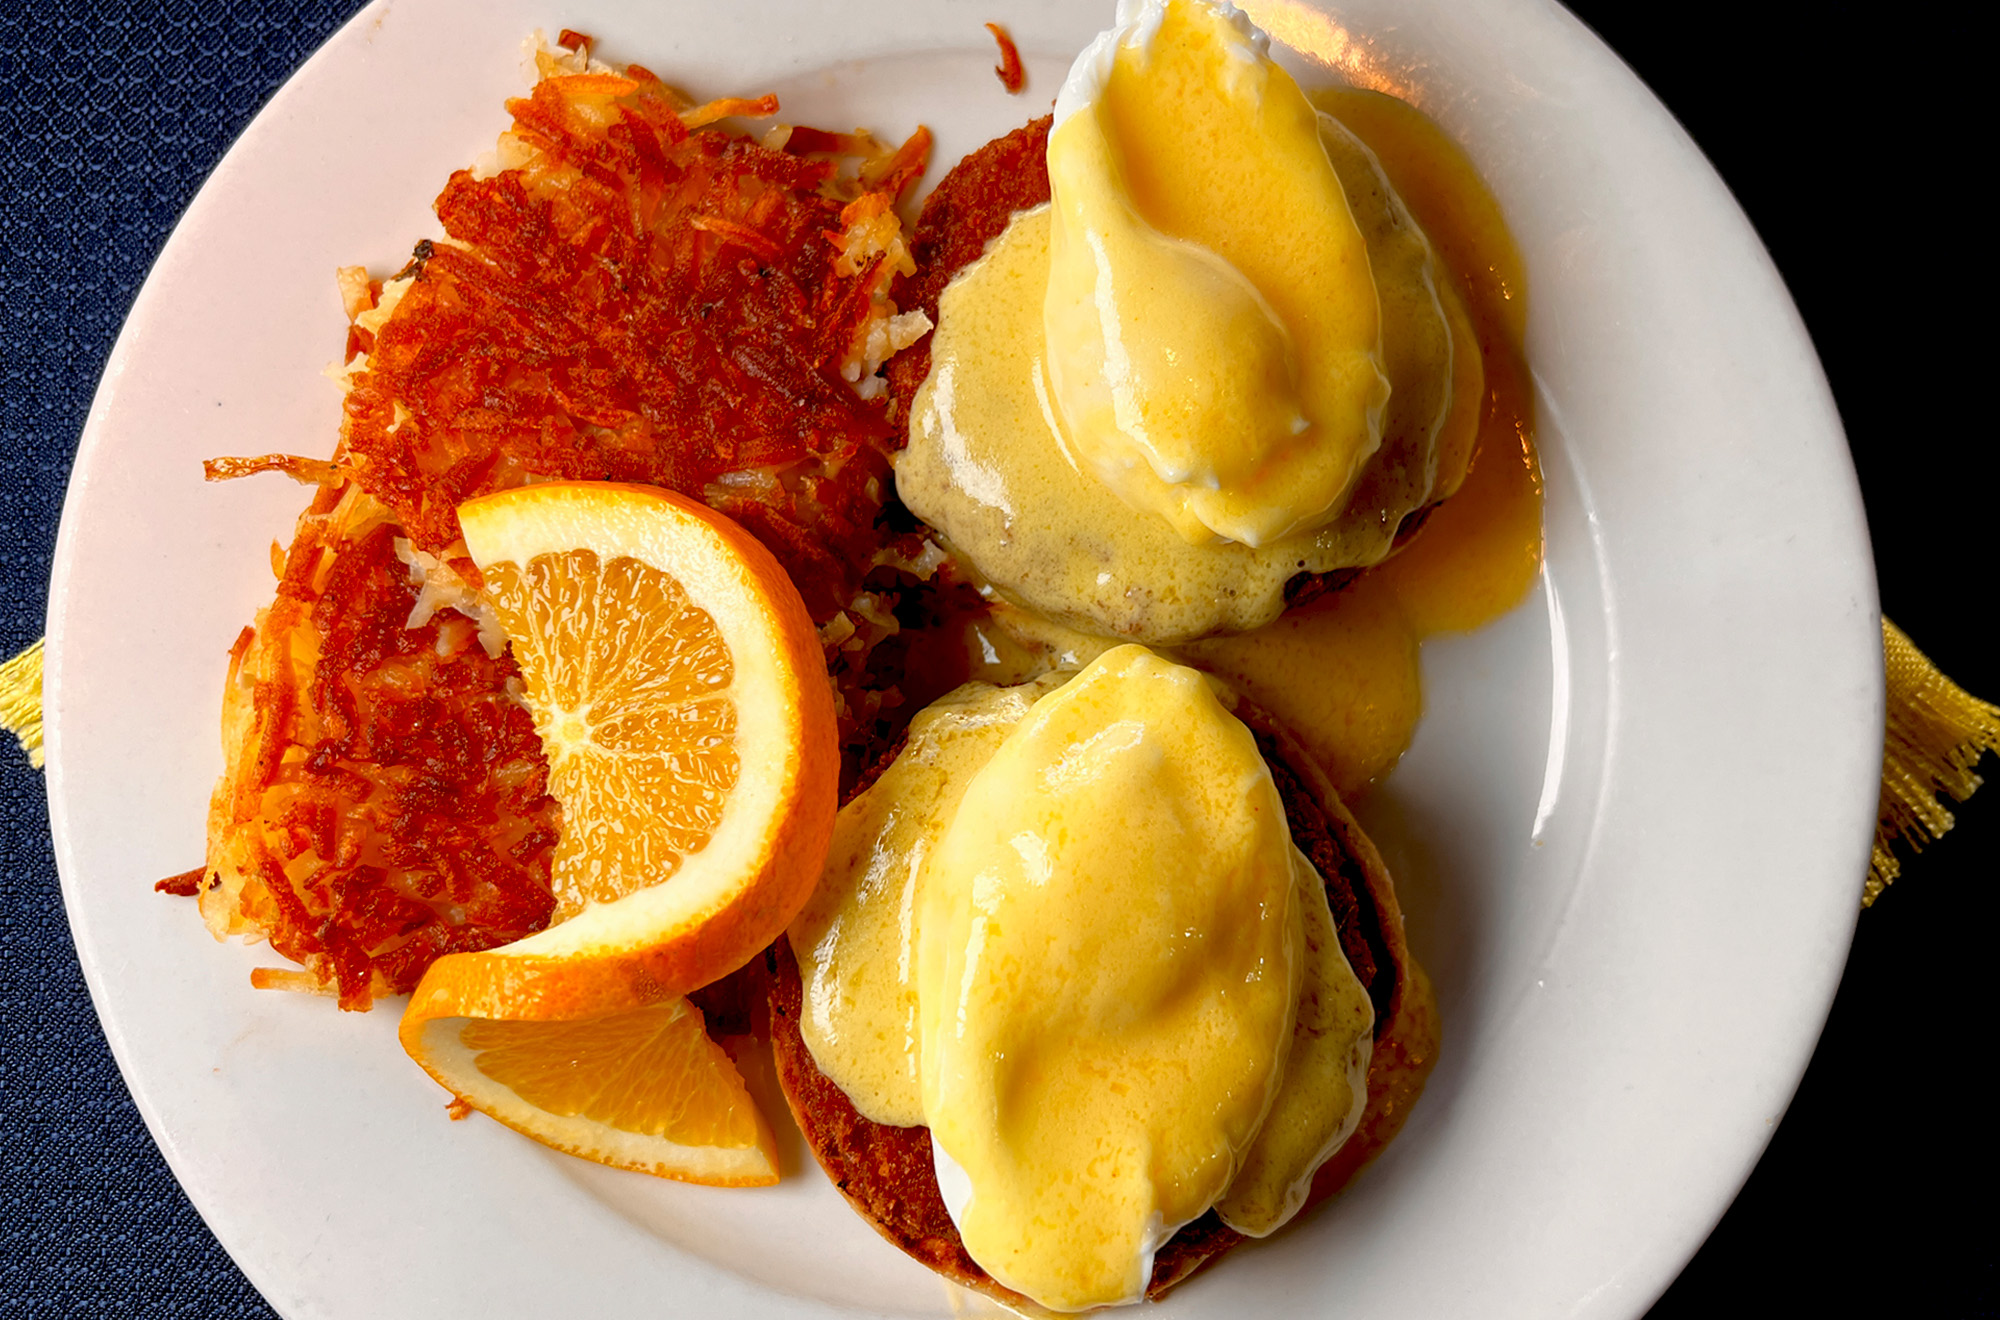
1248 702 1441 1216
201 481 386 953
768 692 1439 1310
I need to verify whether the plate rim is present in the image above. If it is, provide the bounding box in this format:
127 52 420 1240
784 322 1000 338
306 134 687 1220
42 0 1883 1316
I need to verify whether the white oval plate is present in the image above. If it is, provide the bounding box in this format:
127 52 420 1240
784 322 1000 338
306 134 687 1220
43 1 1881 1317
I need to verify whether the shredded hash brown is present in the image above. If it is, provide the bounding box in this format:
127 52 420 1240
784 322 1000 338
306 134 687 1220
186 34 934 1009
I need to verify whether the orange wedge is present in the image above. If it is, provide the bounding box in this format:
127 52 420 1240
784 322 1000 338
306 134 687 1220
404 967 780 1184
400 481 836 1184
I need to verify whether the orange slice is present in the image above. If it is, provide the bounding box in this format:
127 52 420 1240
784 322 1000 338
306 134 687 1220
399 481 836 1184
404 967 780 1184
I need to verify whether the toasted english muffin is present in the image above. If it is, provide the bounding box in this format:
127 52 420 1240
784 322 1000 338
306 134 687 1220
768 686 1439 1311
884 116 1477 645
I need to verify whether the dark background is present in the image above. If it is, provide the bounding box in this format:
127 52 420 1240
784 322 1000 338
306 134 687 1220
1 2 1990 1315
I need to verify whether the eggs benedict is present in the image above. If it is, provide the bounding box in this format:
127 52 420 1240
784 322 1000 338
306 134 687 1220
888 0 1481 645
770 647 1439 1311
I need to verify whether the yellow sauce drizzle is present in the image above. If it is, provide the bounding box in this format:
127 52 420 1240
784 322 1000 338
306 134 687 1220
1162 88 1542 795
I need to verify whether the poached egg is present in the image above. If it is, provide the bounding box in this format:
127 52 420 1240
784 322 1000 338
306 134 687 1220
894 0 1477 644
1044 0 1388 547
790 647 1374 1310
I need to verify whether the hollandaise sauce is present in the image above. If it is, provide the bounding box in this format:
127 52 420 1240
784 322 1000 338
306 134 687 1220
955 85 1542 797
790 648 1374 1310
795 5 1540 1309
897 0 1472 645
1183 86 1542 793
1043 0 1388 548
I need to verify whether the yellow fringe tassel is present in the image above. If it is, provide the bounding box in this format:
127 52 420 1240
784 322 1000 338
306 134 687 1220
1871 618 2000 906
0 638 46 770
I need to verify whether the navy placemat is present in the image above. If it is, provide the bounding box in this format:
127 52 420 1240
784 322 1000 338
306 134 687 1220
2 3 1992 1317
2 6 365 1316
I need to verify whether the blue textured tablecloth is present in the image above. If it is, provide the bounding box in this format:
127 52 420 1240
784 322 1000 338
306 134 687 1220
1 8 366 1315
2 4 1992 1317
